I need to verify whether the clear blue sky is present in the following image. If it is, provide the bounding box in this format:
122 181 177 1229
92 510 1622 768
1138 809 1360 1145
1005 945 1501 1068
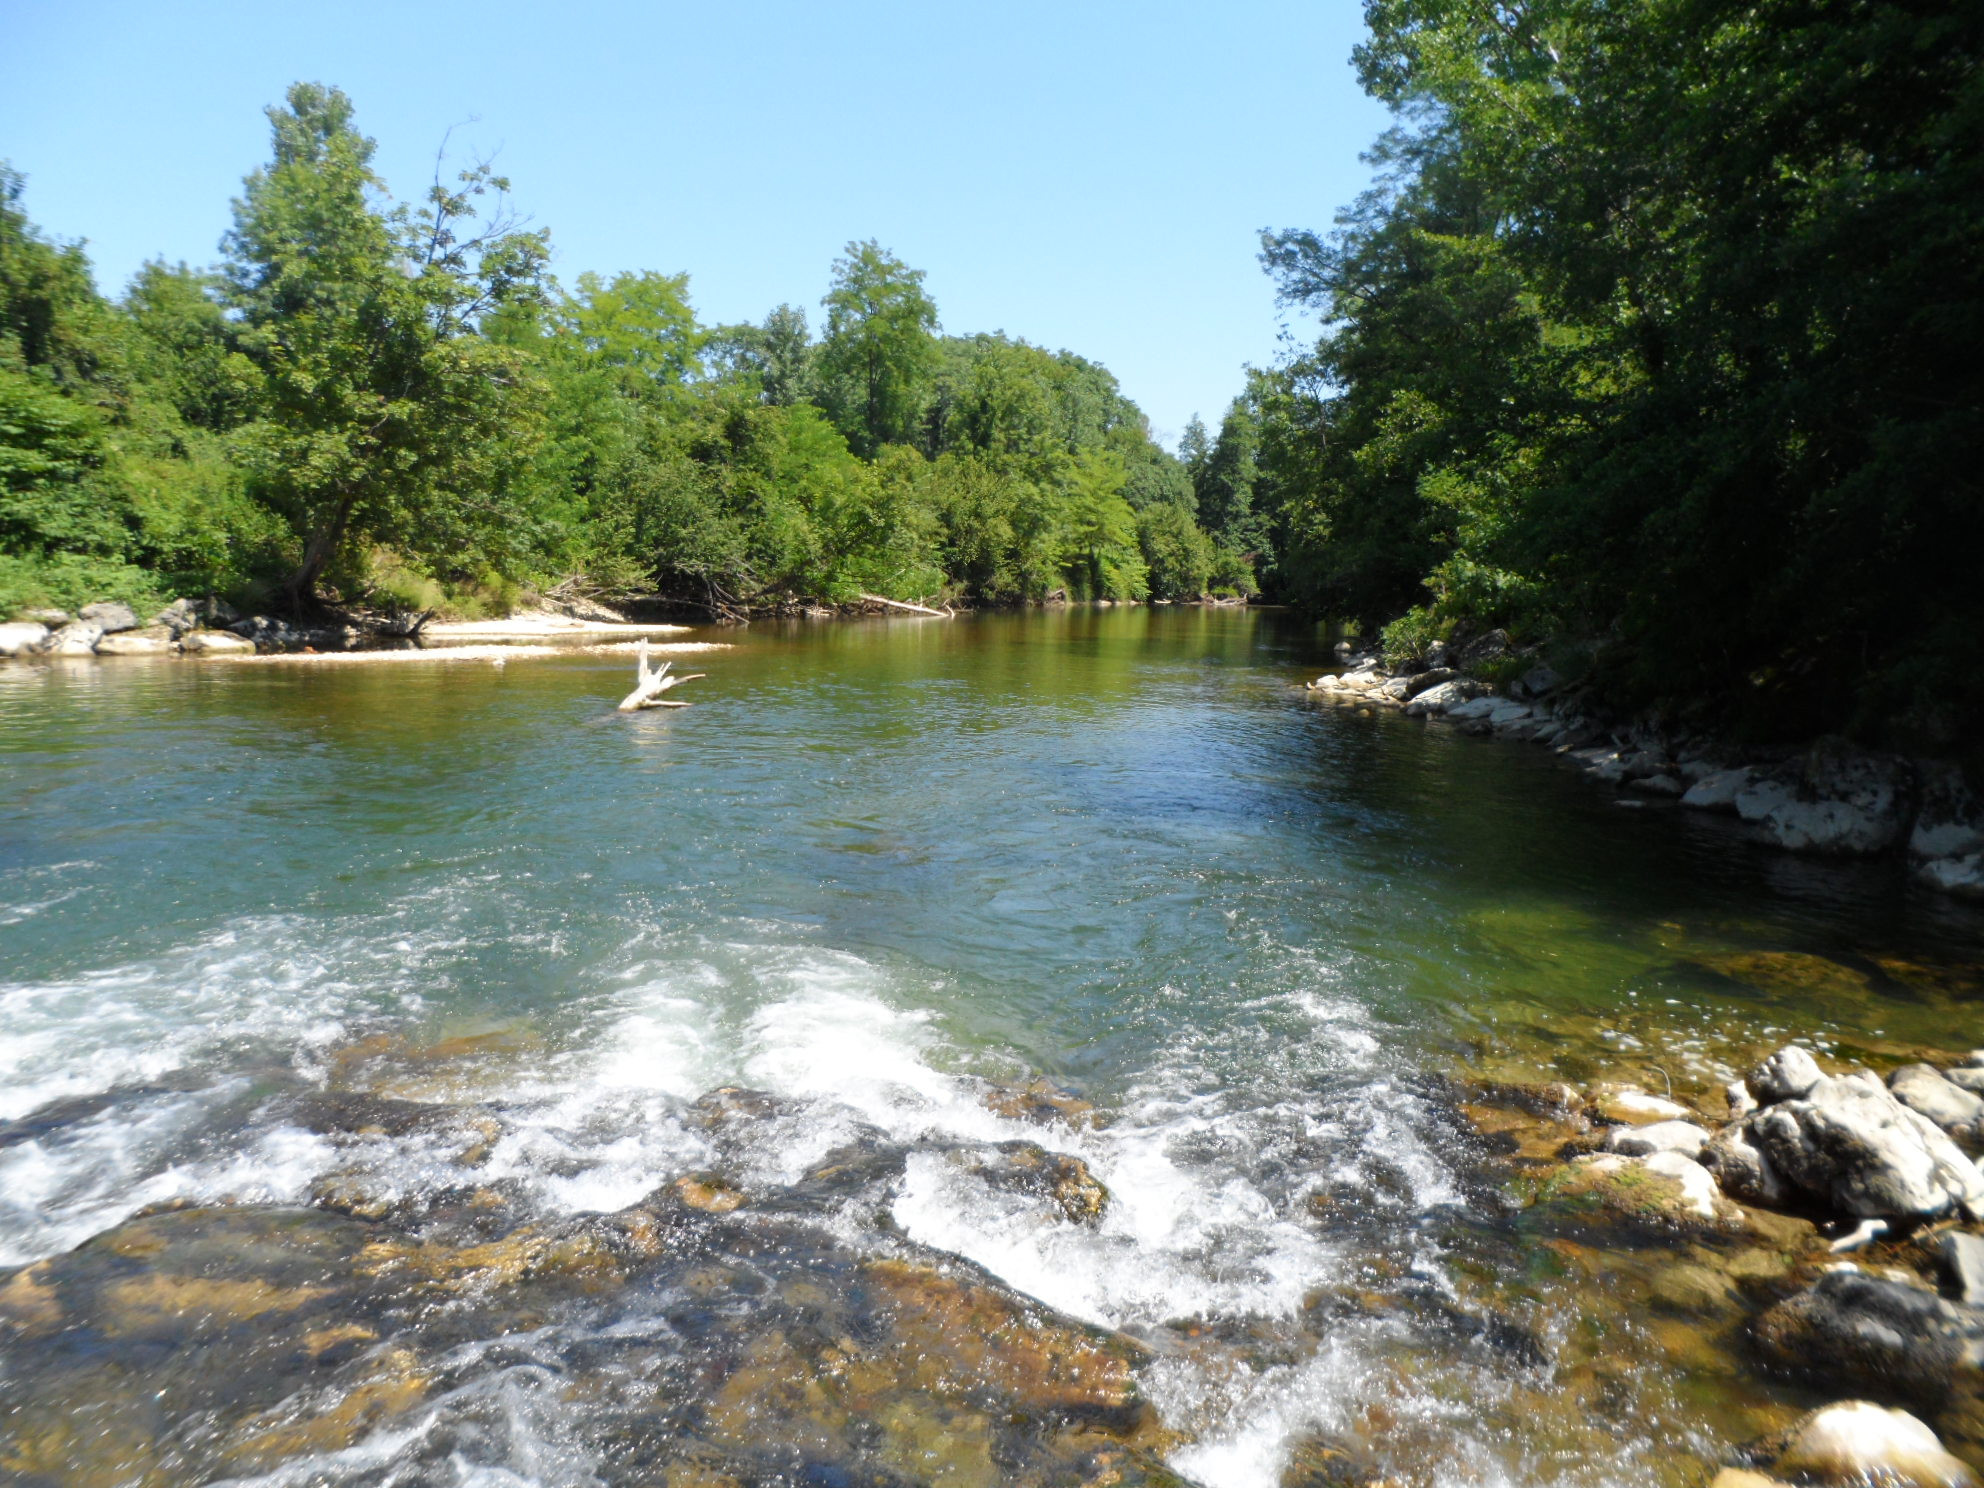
1 0 1390 448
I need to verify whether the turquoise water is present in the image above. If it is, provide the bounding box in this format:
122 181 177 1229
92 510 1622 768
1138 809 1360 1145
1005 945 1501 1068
3 608 1979 1485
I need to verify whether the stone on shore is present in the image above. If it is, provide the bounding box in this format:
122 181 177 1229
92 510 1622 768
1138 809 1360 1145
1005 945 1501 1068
0 621 49 657
181 629 257 654
1918 855 1984 900
1701 1122 1790 1206
1752 739 1916 856
41 620 104 655
1749 1047 1825 1104
95 628 175 656
1911 764 1984 864
78 600 140 632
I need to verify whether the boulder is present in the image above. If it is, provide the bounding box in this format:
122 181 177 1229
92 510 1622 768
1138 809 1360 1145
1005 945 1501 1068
1752 1269 1978 1400
1918 856 1984 900
1750 1047 1826 1104
1456 628 1510 667
1485 700 1536 729
1911 764 1984 864
1756 739 1916 856
0 621 49 657
149 598 203 639
1526 1150 1735 1240
94 630 174 656
230 615 300 649
1890 1064 1984 1139
1628 773 1686 796
1401 667 1457 698
1937 1232 1984 1306
1768 1401 1977 1488
1735 772 1801 824
22 607 70 626
78 600 139 632
180 629 256 655
1742 1069 1984 1221
1403 678 1493 716
1604 1120 1710 1159
41 621 103 655
1946 1069 1984 1096
1446 696 1502 722
1513 664 1561 698
1681 769 1753 811
1702 1123 1790 1206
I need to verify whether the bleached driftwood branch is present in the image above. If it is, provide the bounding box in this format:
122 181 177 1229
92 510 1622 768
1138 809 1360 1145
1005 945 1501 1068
858 592 950 617
618 639 705 711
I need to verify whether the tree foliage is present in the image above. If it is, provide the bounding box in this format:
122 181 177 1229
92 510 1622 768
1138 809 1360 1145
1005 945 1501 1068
1249 0 1984 742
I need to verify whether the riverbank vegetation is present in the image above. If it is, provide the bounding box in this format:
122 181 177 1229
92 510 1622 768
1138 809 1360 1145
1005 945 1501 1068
1230 0 1982 746
0 86 1242 623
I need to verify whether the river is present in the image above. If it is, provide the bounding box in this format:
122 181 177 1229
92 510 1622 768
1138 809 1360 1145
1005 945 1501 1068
3 608 1981 1486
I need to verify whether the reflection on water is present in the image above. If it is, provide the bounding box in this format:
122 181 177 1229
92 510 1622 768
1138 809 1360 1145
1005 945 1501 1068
2 608 1980 1486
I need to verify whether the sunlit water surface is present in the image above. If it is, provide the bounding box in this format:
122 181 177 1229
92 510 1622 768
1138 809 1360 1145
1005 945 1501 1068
3 609 1980 1486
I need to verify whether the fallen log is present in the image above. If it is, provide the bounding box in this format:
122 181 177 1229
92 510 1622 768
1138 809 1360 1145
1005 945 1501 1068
858 592 950 618
617 640 705 711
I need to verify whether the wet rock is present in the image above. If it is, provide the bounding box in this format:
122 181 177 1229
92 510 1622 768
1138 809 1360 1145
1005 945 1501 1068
0 621 49 657
1525 1151 1737 1241
1770 1401 1978 1487
1604 1120 1709 1159
1937 1232 1984 1305
1279 1431 1398 1487
1892 1064 1984 1139
41 620 103 655
949 1140 1111 1225
1703 1123 1791 1207
180 628 256 654
1742 1068 1984 1221
689 1083 799 1129
983 1077 1099 1130
1752 1268 1978 1401
1750 1047 1826 1104
1592 1084 1696 1126
78 600 140 632
672 1171 747 1213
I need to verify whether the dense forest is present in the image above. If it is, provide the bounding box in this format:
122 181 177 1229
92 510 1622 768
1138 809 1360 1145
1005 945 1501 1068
0 85 1249 625
1226 0 1983 745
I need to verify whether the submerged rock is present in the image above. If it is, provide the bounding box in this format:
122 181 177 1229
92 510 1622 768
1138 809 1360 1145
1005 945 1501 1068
948 1140 1111 1225
0 1167 1182 1487
983 1077 1100 1130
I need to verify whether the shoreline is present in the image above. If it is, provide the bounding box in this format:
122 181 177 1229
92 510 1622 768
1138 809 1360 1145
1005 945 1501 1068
1304 648 1984 903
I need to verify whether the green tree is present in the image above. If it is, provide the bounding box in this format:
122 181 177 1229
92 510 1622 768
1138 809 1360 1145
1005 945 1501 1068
223 83 550 607
817 240 938 456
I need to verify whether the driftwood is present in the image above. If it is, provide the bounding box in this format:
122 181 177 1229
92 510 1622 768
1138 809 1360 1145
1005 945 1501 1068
617 640 705 711
858 592 951 617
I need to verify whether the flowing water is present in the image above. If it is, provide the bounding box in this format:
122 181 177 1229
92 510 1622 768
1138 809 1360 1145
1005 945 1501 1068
3 608 1981 1487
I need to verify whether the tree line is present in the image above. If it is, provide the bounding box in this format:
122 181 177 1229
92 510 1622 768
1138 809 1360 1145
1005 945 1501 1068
1220 0 1982 745
0 84 1253 622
